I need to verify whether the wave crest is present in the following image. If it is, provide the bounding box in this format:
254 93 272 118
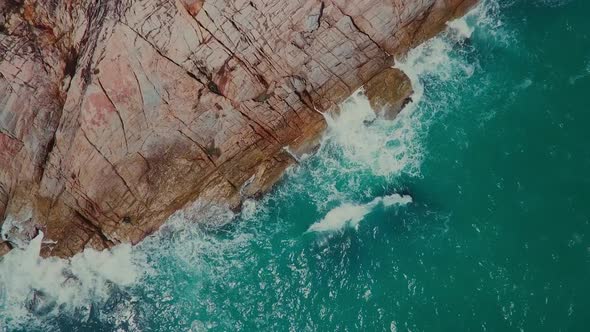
307 194 413 233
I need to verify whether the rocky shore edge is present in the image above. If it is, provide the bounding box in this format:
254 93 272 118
0 0 477 257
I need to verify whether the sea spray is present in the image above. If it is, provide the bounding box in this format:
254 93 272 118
0 232 144 330
447 15 476 40
307 194 413 233
321 90 422 179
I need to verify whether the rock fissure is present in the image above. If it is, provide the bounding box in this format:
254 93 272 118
96 77 129 152
79 126 143 207
72 210 116 248
175 129 217 166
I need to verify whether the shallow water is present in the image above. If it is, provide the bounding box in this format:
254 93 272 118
2 0 589 331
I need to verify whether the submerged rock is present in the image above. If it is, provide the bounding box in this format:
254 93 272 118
0 0 477 257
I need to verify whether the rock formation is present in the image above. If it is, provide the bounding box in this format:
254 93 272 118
365 68 413 119
0 0 476 257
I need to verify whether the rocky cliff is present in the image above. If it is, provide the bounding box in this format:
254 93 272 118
0 0 476 257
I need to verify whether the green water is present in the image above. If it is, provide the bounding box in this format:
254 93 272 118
1 0 589 331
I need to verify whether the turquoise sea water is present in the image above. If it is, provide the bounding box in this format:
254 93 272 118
1 0 589 331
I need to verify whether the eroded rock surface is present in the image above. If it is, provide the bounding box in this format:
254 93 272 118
0 0 476 257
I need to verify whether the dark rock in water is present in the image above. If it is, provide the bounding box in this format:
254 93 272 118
372 184 415 203
397 188 414 199
364 68 414 120
401 97 414 109
62 269 80 285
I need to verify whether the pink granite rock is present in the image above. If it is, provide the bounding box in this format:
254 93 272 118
0 0 477 257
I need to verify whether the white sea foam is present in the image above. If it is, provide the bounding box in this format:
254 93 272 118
326 91 400 173
307 194 412 233
0 231 144 328
1 209 34 249
395 16 477 111
241 199 258 220
321 90 422 179
395 38 454 111
447 15 475 39
137 202 249 269
467 0 515 46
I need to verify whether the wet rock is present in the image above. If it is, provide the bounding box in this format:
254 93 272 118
0 241 11 256
364 68 414 120
0 0 478 257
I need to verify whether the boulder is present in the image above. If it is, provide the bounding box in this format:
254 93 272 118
364 68 414 119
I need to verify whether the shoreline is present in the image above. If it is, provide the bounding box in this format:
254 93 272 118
0 0 478 258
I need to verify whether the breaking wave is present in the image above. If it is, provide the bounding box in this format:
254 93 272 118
0 232 145 330
307 194 413 233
